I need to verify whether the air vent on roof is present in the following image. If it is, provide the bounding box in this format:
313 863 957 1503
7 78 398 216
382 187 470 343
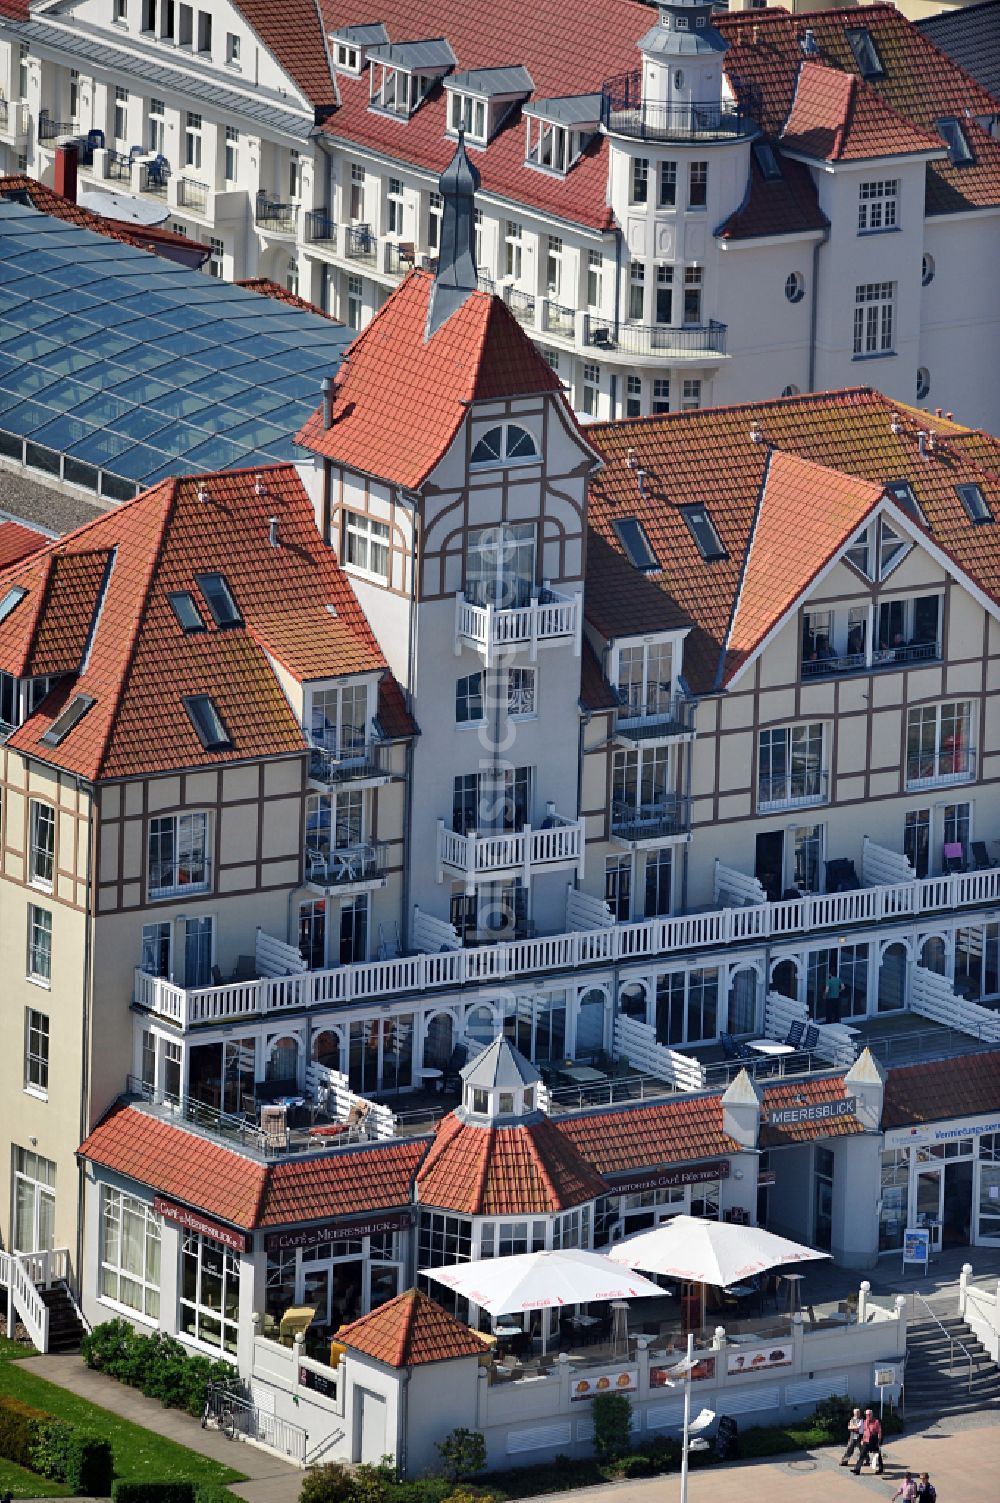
936 117 973 166
194 572 242 628
185 693 232 751
845 26 886 80
611 516 660 573
168 591 206 633
885 479 927 527
800 28 819 57
0 585 27 624
41 693 95 746
681 505 727 562
956 483 992 524
752 141 782 181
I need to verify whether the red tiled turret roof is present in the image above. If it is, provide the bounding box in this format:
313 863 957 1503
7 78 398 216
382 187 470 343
338 1289 488 1367
296 270 563 490
417 1111 606 1215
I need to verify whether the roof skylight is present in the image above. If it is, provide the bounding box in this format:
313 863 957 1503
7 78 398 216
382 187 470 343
0 585 27 624
195 572 242 627
41 692 95 746
185 693 232 751
611 516 660 573
956 483 992 524
845 26 886 80
752 141 782 181
885 479 927 526
681 506 727 562
168 590 206 633
936 117 973 166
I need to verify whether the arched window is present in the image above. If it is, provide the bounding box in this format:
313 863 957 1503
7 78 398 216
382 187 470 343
266 1034 300 1082
470 423 538 467
312 1030 341 1070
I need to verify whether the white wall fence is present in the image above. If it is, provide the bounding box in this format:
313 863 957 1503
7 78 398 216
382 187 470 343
909 966 1000 1043
304 1061 396 1140
763 993 858 1069
714 860 766 906
862 839 916 887
614 1015 707 1091
959 1264 1000 1364
134 862 1000 1028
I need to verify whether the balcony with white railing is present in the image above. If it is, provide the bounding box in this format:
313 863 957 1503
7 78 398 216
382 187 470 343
614 689 695 746
308 736 389 788
437 814 584 887
610 796 691 847
454 586 581 661
305 840 387 894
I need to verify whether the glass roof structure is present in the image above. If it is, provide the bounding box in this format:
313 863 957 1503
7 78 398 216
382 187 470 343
0 200 353 499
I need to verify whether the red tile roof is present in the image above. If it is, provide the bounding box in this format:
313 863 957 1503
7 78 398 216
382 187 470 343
585 388 1000 691
236 278 340 321
556 1095 740 1176
297 270 563 489
760 1076 864 1147
339 1289 487 1367
233 0 336 108
723 450 884 686
0 465 412 780
781 60 943 162
0 177 209 261
717 6 1000 215
78 1103 268 1230
579 638 619 713
881 1050 1000 1129
260 1140 427 1227
0 521 48 569
417 1112 606 1215
717 153 828 243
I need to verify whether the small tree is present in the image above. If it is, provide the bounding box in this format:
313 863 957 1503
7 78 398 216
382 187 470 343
436 1428 487 1482
591 1392 632 1462
299 1463 358 1503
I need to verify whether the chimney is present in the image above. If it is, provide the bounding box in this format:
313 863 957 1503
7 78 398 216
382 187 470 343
750 421 763 445
268 516 280 548
935 407 943 418
917 431 928 460
322 375 334 428
636 467 647 498
54 141 78 205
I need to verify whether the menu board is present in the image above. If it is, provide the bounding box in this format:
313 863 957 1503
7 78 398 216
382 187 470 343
570 1368 638 1402
726 1343 793 1376
650 1355 716 1385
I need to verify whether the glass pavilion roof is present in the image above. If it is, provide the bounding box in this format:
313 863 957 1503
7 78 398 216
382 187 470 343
0 200 352 491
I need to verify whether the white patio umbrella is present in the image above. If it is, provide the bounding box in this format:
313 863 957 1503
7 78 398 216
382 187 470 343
607 1215 830 1289
420 1248 664 1353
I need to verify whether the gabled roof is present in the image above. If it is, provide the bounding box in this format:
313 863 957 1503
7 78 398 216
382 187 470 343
760 1076 864 1147
881 1050 1000 1129
717 6 1000 215
339 1289 487 1367
232 0 336 108
556 1093 740 1175
260 1140 427 1226
0 465 411 780
722 450 884 688
781 60 943 162
918 0 1000 103
416 1110 606 1214
0 520 47 570
717 151 828 242
585 389 1000 693
78 1103 268 1231
296 270 563 489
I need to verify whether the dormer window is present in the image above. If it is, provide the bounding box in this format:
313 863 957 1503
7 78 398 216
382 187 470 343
370 65 421 118
471 1088 488 1114
676 15 689 28
0 585 26 624
367 39 456 120
525 95 601 177
450 91 486 143
331 23 388 77
337 43 359 72
936 117 973 167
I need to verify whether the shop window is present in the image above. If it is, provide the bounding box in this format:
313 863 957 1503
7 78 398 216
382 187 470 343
100 1187 161 1319
180 1231 239 1353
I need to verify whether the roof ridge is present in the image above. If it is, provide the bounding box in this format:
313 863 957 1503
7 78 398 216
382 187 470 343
585 387 882 435
716 445 774 691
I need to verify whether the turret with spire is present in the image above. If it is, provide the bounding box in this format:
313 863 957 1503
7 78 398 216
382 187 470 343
425 131 481 339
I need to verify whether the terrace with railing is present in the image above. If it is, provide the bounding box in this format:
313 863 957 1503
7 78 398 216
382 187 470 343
611 796 691 845
304 209 337 248
132 843 1000 1031
454 585 581 660
37 112 75 142
255 195 298 235
614 689 695 744
600 72 756 142
438 813 584 884
344 223 377 265
802 640 940 681
584 315 728 359
176 177 209 214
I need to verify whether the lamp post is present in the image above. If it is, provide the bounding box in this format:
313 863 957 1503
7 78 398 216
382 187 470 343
663 1331 715 1503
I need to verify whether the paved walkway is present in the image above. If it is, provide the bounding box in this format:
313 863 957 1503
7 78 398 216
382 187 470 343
16 1354 304 1503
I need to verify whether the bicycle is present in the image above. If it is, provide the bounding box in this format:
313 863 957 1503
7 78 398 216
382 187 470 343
201 1380 240 1439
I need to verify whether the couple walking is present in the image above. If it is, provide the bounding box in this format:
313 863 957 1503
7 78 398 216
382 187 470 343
840 1407 937 1500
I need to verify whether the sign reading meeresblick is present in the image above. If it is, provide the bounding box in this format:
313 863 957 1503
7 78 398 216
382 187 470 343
767 1097 857 1128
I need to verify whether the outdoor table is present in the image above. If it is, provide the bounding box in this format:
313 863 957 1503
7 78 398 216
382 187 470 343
723 1283 756 1298
560 1066 606 1084
568 1313 600 1326
746 1039 796 1056
274 1095 306 1109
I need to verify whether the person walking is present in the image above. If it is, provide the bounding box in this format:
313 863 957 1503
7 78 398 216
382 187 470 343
916 1473 937 1503
824 968 845 1024
852 1408 884 1474
840 1407 863 1466
892 1474 917 1503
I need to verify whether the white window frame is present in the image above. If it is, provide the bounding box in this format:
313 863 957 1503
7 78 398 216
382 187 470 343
24 1007 49 1096
148 97 165 155
507 666 537 718
147 811 210 900
386 176 404 236
586 249 603 310
308 681 370 754
504 220 523 281
906 701 974 790
29 799 55 890
757 723 827 813
224 125 239 183
184 110 203 171
858 179 898 233
342 510 390 581
581 361 600 417
179 1230 240 1354
27 903 52 986
99 1186 161 1322
449 90 487 143
225 32 241 67
113 86 129 144
853 281 895 357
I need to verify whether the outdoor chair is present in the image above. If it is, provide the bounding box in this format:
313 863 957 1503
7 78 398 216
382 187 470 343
801 1024 820 1052
720 1032 740 1060
260 1105 288 1150
783 1020 805 1049
825 857 861 892
942 841 966 874
86 128 105 152
970 841 995 871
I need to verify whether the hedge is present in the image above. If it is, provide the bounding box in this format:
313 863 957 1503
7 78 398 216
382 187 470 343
0 1394 113 1495
110 1484 235 1503
82 1320 234 1418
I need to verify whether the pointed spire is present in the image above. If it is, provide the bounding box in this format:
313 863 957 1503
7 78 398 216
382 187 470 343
426 131 481 338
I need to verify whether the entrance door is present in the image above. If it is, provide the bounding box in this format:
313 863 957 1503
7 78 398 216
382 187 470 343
977 1141 1000 1245
355 1388 387 1465
301 1266 332 1326
12 1148 56 1253
755 831 784 903
942 1160 973 1249
878 942 908 1012
915 1167 943 1251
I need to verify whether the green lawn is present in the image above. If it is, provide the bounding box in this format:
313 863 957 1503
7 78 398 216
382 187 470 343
0 1336 32 1360
0 1353 246 1492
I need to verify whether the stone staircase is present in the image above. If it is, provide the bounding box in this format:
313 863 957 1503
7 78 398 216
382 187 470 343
38 1283 87 1354
905 1312 1000 1418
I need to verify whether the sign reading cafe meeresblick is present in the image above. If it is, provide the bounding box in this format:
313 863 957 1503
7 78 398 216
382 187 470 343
264 1210 412 1253
605 1161 731 1195
153 1196 252 1254
767 1097 857 1128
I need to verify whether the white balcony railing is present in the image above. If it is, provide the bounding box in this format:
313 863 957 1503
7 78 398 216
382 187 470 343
133 861 1000 1030
454 586 581 661
437 815 584 886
